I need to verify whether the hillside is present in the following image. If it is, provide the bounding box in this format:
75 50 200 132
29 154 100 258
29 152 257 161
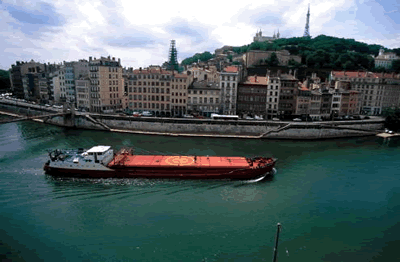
181 35 400 71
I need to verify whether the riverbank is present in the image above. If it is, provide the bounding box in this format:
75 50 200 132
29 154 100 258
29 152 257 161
0 100 385 139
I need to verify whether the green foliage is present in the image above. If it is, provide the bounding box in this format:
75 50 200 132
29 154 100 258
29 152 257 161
229 35 386 70
383 107 400 132
0 69 11 90
288 58 302 68
265 52 279 66
391 60 400 72
0 69 10 79
181 51 214 66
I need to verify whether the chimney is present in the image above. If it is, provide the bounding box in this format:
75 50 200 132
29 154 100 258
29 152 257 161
266 70 271 77
277 70 281 77
139 67 142 72
289 69 292 76
112 57 115 61
294 69 297 79
255 75 258 82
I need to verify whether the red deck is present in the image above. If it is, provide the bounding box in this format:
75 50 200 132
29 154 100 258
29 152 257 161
108 155 251 169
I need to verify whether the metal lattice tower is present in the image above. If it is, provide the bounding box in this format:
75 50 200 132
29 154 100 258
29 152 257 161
168 40 179 72
303 4 310 38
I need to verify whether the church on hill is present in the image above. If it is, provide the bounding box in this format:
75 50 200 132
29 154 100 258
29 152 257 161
253 29 281 43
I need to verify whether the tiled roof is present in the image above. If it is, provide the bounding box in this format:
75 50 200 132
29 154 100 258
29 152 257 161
223 66 239 73
242 76 268 85
331 71 399 79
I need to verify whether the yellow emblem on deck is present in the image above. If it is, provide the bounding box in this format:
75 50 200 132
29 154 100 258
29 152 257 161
165 156 195 166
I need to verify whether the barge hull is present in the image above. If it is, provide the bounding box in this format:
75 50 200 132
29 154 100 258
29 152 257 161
44 165 275 180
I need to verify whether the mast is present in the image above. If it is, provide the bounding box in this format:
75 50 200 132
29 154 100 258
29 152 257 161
272 223 282 262
303 4 311 38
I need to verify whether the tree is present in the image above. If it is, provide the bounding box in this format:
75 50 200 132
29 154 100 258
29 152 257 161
391 60 400 72
266 52 279 66
288 58 301 68
0 69 11 90
382 107 400 132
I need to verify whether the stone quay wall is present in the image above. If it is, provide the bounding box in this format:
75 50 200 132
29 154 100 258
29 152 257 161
0 100 385 139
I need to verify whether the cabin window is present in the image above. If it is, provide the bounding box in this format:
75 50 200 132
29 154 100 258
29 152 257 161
98 152 102 155
89 152 94 155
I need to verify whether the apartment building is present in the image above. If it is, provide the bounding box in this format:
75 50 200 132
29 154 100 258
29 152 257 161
10 60 46 99
309 90 322 120
295 86 311 115
188 66 219 82
124 66 189 117
171 73 190 116
278 73 298 119
330 71 400 115
266 74 281 119
89 56 124 113
220 66 241 115
187 81 220 116
237 76 269 118
76 78 90 111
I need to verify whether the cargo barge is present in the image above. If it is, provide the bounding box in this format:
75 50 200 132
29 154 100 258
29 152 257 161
44 145 276 180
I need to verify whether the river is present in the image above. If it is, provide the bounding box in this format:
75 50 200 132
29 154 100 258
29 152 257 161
1 120 399 261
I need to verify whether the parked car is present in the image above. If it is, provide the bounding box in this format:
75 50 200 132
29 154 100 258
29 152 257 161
183 114 194 118
272 118 280 121
293 118 302 122
142 111 153 117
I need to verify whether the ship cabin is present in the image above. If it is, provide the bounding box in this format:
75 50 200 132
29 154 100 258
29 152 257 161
81 146 114 164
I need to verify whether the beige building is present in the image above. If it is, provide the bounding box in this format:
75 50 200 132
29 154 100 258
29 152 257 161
242 50 301 68
89 56 124 113
187 66 219 83
187 81 220 116
76 78 90 111
295 86 311 115
253 29 280 42
125 66 189 117
330 71 400 115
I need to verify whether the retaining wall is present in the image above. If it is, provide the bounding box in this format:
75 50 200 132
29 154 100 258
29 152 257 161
0 100 384 139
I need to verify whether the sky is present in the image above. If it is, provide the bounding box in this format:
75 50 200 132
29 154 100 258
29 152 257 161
1 0 399 70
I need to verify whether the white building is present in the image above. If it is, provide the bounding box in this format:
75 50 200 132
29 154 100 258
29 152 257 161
375 48 399 69
220 66 241 115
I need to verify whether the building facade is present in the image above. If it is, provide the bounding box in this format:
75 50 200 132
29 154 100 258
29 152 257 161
89 56 124 113
220 66 241 115
330 71 400 115
375 49 399 69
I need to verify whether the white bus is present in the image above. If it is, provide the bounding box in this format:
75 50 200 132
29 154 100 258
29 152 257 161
210 114 239 120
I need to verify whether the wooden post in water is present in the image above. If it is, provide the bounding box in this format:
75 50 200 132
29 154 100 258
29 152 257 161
272 223 281 262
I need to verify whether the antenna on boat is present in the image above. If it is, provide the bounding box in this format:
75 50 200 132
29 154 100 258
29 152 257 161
272 223 281 262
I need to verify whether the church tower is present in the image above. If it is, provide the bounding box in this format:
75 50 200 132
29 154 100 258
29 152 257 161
303 4 311 38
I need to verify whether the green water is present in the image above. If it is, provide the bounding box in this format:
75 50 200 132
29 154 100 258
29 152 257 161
1 121 399 261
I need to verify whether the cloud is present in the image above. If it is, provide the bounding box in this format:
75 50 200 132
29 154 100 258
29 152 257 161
0 0 400 71
164 18 213 45
106 35 159 48
5 2 65 38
